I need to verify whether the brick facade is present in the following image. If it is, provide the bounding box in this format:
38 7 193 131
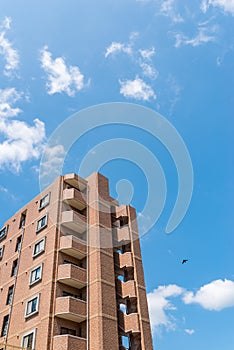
0 172 153 350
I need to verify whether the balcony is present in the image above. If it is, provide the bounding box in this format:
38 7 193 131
116 279 136 299
61 210 86 233
118 311 140 334
55 296 86 323
53 334 86 350
115 226 130 243
57 264 86 289
59 235 87 259
116 252 133 269
64 173 87 192
63 188 86 211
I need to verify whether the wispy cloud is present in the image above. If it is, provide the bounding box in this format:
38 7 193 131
160 0 184 23
139 47 158 80
139 48 156 60
105 35 157 80
183 279 234 311
119 77 156 101
39 144 66 187
0 185 8 193
166 75 182 115
0 17 20 77
201 0 234 16
0 88 22 118
0 184 17 201
174 25 217 47
105 33 158 98
105 32 138 58
40 46 89 96
0 88 46 172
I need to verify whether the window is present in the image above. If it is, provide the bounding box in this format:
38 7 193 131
1 315 9 337
39 193 50 210
0 246 4 260
19 211 27 229
15 236 22 252
6 286 14 305
29 265 42 286
0 226 8 241
36 215 47 233
21 329 36 350
11 259 18 277
25 295 39 318
33 237 46 258
60 327 76 336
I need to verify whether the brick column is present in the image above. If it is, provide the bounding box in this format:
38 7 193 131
87 173 119 350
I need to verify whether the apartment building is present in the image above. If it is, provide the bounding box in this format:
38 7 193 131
0 172 153 350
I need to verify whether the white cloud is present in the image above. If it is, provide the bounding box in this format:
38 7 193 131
160 0 184 23
39 144 66 178
0 17 19 76
0 118 46 172
185 328 195 335
174 26 217 47
166 75 182 115
201 0 234 16
0 185 8 193
139 48 156 60
105 32 138 58
138 47 158 79
105 42 132 58
147 284 185 333
183 279 234 311
140 62 158 80
119 77 156 101
40 46 87 96
0 88 22 118
0 88 46 172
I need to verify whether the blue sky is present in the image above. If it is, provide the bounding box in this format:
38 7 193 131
0 0 233 349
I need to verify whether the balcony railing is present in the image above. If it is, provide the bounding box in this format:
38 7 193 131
53 334 86 350
57 264 86 289
116 279 136 299
115 226 130 243
118 311 140 334
64 173 87 192
55 296 87 323
63 188 86 211
61 210 86 233
59 235 87 259
115 252 133 269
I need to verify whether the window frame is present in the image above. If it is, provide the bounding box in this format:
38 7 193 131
32 237 46 258
21 328 37 350
0 245 4 260
36 214 48 233
11 259 18 277
0 225 8 242
39 193 50 210
25 294 40 318
1 314 9 337
29 264 43 286
15 235 22 252
6 285 14 305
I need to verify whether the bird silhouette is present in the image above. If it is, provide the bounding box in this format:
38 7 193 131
182 259 188 264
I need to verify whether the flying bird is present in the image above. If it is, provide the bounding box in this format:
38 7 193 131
182 259 188 264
